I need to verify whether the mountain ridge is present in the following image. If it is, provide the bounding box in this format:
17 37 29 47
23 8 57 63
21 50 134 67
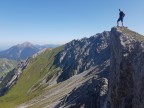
0 42 60 60
0 27 144 108
108 27 144 108
0 42 39 60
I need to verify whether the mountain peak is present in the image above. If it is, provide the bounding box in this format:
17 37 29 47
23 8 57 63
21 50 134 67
111 26 144 42
0 42 39 60
108 26 144 108
17 42 34 48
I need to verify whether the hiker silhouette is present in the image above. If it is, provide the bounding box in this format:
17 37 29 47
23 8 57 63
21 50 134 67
117 9 125 27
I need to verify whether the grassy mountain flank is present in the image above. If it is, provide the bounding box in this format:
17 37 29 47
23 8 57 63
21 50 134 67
0 46 64 108
0 59 17 80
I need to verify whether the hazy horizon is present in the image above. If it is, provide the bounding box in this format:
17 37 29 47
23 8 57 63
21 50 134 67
0 41 62 50
0 0 144 50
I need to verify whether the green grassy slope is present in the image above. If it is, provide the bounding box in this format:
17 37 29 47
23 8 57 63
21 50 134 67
0 58 17 79
0 46 64 108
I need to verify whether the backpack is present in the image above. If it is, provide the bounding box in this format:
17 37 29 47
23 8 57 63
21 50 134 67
120 11 125 17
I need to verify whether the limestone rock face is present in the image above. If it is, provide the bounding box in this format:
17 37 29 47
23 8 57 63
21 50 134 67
54 31 110 82
109 27 144 108
51 31 111 108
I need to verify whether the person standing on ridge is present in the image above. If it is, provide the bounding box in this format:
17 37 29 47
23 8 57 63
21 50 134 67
117 9 125 27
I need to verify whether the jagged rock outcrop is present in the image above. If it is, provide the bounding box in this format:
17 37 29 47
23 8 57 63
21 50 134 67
108 27 144 108
56 77 108 108
54 31 110 82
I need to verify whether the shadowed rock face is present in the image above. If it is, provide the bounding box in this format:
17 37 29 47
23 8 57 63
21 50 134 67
56 74 109 108
46 31 111 108
54 31 110 82
109 27 144 108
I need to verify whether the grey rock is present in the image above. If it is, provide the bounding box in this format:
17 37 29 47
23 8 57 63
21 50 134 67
54 31 110 82
108 27 144 108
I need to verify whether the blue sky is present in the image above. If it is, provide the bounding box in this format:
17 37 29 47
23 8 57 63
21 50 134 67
0 0 144 49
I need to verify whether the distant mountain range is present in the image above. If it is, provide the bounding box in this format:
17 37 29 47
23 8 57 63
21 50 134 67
0 42 59 60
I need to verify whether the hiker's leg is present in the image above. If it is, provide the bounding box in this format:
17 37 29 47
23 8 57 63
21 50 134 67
117 20 119 26
117 18 120 26
121 18 124 27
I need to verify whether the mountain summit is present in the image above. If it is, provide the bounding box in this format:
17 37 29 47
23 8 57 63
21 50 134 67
17 42 34 48
108 27 144 108
0 42 60 60
0 42 39 60
0 27 144 108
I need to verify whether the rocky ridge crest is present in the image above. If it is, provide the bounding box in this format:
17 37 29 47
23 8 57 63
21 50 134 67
108 27 144 108
0 27 144 108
